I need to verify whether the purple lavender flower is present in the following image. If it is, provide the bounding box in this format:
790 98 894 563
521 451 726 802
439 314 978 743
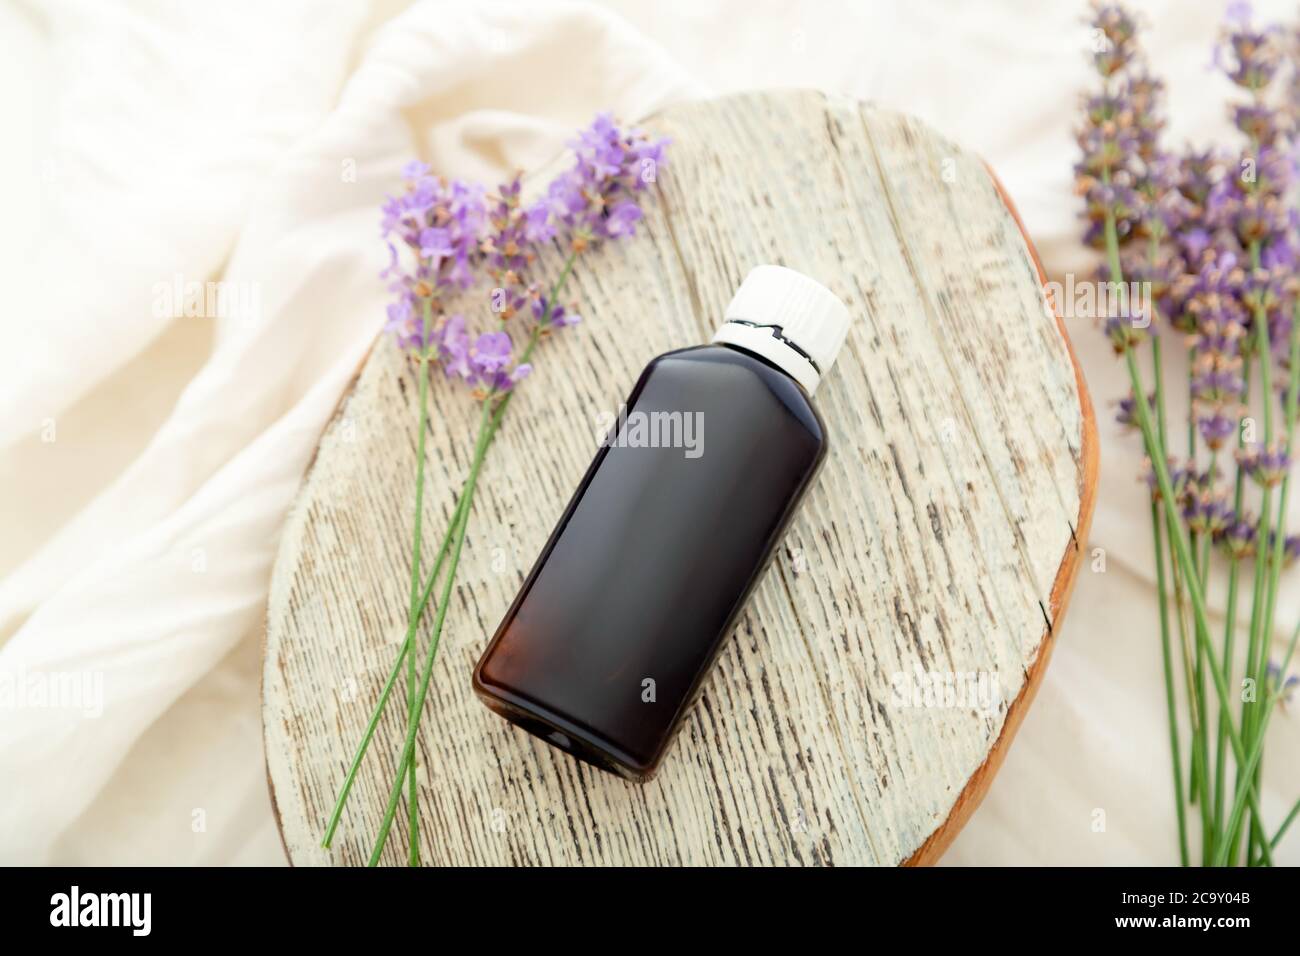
1104 311 1148 354
1218 14 1284 91
1126 73 1166 160
1183 487 1232 536
523 203 555 244
1197 412 1240 450
1133 153 1187 241
1229 190 1292 248
1076 2 1173 338
1115 389 1156 428
1238 442 1292 486
437 309 528 393
544 112 670 251
449 330 528 394
1232 103 1293 147
1240 263 1286 314
1260 527 1300 565
533 295 580 329
1211 5 1297 360
1141 456 1197 502
483 175 542 278
1081 180 1140 249
470 331 513 375
1177 149 1223 209
1218 511 1259 558
1079 0 1298 579
419 227 454 261
1091 4 1139 78
380 166 490 356
384 300 422 351
356 116 671 861
1266 659 1298 706
481 173 552 351
436 314 473 381
1077 124 1141 179
380 114 668 399
1190 320 1247 449
1172 252 1246 335
605 201 643 239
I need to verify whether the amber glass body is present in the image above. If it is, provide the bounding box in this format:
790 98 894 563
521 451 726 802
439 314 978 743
472 343 827 781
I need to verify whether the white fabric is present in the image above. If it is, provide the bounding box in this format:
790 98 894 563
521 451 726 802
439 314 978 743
1 0 1296 865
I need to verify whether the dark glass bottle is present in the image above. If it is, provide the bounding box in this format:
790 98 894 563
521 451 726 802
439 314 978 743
472 266 850 781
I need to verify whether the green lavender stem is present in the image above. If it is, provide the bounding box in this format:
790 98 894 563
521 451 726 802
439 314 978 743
1266 796 1300 857
1213 554 1241 855
1185 345 1204 810
1124 346 1271 865
1167 527 1203 819
1247 303 1300 861
1238 483 1273 863
1193 455 1219 862
1185 350 1213 837
322 253 578 858
1215 618 1300 866
364 253 578 865
1102 195 1200 854
1198 451 1218 594
1226 240 1277 863
320 491 467 849
364 315 554 864
1149 334 1188 865
1171 525 1211 857
1152 313 1169 444
1101 198 1271 863
1195 447 1217 858
1231 481 1271 863
403 301 437 867
1213 360 1252 850
367 400 495 866
1152 498 1189 865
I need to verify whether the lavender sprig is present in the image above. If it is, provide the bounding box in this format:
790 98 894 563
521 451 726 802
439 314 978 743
321 114 669 865
1076 1 1299 867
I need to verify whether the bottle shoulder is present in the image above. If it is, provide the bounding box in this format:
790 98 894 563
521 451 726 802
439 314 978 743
645 344 827 446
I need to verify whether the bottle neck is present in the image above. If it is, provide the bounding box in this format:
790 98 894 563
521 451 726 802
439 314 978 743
711 321 821 394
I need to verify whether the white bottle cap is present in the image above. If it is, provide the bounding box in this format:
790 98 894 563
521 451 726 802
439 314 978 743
711 265 851 394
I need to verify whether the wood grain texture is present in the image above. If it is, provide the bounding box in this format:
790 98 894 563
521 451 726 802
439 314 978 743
262 90 1097 866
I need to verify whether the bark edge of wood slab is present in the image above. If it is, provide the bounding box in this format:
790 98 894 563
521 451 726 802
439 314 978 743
262 89 1099 867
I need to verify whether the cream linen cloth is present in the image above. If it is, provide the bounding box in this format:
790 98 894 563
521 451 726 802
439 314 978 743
1 0 1296 864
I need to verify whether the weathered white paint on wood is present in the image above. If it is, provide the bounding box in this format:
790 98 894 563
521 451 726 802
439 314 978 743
262 90 1097 866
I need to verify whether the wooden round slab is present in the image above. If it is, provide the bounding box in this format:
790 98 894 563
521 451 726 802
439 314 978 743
263 90 1097 866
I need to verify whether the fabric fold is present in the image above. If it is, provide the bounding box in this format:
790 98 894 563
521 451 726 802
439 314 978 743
0 0 698 864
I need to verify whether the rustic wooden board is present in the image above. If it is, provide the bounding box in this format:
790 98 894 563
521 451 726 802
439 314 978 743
262 90 1097 866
